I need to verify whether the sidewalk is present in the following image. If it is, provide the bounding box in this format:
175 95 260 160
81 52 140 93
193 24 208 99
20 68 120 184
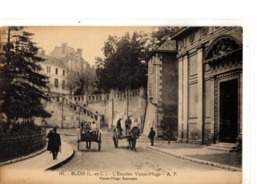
147 140 242 172
1 141 74 171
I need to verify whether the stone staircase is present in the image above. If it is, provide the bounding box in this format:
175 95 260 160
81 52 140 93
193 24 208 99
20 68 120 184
207 142 239 152
44 96 102 128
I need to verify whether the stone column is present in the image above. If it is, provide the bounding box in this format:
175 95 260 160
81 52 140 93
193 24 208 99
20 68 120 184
177 56 183 142
197 48 203 143
209 77 215 144
182 54 189 142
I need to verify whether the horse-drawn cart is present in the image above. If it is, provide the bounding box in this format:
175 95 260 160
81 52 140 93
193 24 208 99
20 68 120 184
112 126 140 151
77 121 102 151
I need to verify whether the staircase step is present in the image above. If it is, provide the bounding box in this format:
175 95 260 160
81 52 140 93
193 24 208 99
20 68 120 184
207 143 238 152
211 143 236 149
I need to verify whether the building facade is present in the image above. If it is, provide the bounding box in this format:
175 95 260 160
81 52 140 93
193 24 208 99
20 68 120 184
145 27 242 148
144 40 179 138
175 27 242 146
49 43 94 95
39 43 93 96
39 51 69 95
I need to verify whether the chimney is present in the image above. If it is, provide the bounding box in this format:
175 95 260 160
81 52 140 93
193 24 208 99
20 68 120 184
62 43 67 54
77 48 82 57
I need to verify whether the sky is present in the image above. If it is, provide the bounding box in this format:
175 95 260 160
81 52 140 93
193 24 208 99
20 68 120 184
25 26 155 67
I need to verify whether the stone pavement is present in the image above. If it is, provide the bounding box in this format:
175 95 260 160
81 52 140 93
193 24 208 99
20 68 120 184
147 141 242 172
1 141 74 171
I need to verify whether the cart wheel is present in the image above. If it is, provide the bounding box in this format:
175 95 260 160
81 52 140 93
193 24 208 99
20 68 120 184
113 128 118 148
98 133 102 151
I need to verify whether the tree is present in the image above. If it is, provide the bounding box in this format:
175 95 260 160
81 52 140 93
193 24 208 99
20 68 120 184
94 27 182 92
66 63 95 95
95 32 148 92
0 26 50 122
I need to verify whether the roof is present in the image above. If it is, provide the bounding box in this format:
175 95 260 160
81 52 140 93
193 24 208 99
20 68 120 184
43 56 67 69
157 40 177 53
49 45 76 58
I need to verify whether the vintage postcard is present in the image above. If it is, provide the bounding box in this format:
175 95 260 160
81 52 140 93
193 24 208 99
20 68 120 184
0 25 243 184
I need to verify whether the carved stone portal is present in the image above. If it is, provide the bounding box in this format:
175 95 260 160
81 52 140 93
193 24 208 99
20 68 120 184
204 36 242 63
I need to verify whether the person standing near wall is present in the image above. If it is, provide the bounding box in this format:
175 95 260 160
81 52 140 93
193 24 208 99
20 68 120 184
166 126 173 144
148 127 156 146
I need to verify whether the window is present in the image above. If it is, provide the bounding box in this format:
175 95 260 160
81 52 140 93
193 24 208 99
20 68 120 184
63 70 65 76
46 66 51 73
62 80 65 89
55 68 58 75
54 79 59 88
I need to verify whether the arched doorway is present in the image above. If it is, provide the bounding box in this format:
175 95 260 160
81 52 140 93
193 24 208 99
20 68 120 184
219 78 238 142
204 35 242 143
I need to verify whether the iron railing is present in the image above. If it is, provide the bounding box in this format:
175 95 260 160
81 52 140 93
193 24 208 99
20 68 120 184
0 128 46 163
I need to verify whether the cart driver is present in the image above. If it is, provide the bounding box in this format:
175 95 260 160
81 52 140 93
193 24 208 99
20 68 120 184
82 121 91 134
90 121 98 134
125 116 132 134
117 118 123 136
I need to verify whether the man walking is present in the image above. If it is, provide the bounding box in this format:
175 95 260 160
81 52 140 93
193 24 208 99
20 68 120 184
49 127 61 160
148 127 156 146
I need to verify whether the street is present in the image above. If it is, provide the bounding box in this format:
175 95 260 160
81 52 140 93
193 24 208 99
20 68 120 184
59 131 218 172
53 131 241 184
1 130 242 184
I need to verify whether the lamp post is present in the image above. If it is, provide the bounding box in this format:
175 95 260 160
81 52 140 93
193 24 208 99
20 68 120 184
78 105 81 128
78 104 81 143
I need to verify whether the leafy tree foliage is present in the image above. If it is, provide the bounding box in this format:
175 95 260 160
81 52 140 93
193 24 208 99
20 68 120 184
66 64 96 95
0 27 50 122
95 27 181 92
95 32 148 92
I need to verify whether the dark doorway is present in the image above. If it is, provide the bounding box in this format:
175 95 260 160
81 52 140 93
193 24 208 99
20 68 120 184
219 79 238 143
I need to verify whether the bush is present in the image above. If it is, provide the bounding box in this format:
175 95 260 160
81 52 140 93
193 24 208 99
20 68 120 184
0 119 42 136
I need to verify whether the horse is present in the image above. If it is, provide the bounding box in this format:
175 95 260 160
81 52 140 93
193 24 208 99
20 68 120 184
127 126 141 151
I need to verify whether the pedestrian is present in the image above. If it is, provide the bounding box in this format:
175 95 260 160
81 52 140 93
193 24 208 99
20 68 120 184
48 127 61 160
46 130 53 153
148 127 156 146
117 118 123 136
166 127 173 144
125 116 132 134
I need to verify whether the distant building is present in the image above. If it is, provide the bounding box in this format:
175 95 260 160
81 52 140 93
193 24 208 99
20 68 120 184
39 50 69 95
49 43 90 72
38 43 94 96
